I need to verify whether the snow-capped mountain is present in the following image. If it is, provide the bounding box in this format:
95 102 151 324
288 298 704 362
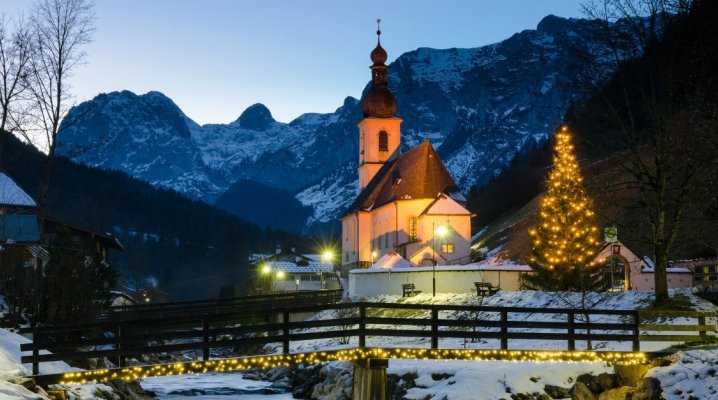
57 15 610 231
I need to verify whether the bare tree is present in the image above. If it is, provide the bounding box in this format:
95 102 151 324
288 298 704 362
580 0 718 305
0 13 33 167
26 0 94 210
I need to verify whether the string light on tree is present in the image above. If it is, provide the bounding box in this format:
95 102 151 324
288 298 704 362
524 125 604 291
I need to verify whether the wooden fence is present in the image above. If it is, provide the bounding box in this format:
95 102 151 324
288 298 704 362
21 302 716 376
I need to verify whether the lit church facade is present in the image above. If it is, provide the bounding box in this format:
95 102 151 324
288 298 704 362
341 29 472 270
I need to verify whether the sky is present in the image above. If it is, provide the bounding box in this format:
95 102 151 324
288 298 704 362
0 0 586 125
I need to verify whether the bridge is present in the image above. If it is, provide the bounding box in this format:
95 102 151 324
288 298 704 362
20 296 716 399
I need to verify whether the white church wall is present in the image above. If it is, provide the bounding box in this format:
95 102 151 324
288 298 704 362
348 266 528 297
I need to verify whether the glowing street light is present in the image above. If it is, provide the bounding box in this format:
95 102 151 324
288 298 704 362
322 250 334 263
432 223 449 297
261 264 271 274
276 270 285 279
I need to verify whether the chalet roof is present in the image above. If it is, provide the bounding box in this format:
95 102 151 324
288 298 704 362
0 172 36 207
43 216 124 251
344 141 462 216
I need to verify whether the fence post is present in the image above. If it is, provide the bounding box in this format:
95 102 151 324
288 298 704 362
500 310 508 350
32 328 39 375
431 308 439 349
567 311 575 351
117 325 124 368
632 312 640 352
202 319 210 361
282 310 290 354
359 304 366 348
698 316 707 338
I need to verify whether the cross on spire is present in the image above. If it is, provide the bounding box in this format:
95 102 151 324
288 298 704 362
376 18 382 41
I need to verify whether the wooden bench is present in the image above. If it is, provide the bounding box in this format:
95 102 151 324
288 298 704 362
474 282 500 297
402 283 421 297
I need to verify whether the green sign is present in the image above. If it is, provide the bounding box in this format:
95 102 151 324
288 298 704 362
604 226 618 243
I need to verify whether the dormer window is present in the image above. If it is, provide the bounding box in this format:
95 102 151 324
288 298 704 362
378 130 388 152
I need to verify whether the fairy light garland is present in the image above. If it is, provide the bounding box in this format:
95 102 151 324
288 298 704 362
56 348 647 385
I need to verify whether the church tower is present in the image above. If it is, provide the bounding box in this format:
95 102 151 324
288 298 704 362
357 21 402 191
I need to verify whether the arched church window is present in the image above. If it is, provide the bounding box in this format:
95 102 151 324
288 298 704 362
378 130 388 152
408 217 417 241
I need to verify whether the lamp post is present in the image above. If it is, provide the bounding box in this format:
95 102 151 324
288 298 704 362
432 223 449 297
261 264 272 293
276 270 285 292
321 250 334 290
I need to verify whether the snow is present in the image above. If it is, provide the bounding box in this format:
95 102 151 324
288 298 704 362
0 327 116 399
646 350 718 400
141 373 294 399
369 252 416 269
0 173 36 207
389 358 609 400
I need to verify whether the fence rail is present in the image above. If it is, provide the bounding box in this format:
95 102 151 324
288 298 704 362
20 302 716 376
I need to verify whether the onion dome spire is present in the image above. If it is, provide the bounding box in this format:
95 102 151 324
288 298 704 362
362 18 397 118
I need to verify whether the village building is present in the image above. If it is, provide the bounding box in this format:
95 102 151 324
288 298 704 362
0 172 124 288
341 28 472 272
249 246 340 293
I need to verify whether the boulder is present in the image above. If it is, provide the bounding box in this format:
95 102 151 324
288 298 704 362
596 373 618 392
569 382 598 400
613 364 651 387
544 384 571 399
598 386 635 400
576 374 603 394
632 377 663 400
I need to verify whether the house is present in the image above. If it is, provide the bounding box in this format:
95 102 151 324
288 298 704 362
341 28 472 272
0 171 123 273
594 240 695 291
250 246 340 293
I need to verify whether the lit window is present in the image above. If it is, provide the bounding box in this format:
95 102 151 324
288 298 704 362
378 130 388 152
408 217 417 241
441 243 455 254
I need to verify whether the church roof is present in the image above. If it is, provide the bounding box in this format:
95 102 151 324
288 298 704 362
344 141 463 216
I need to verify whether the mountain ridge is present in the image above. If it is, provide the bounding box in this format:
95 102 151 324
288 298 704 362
57 14 618 232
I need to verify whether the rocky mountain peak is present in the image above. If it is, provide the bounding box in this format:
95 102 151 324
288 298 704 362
235 103 275 130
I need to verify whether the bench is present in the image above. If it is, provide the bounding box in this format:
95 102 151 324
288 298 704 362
402 283 421 297
474 282 500 297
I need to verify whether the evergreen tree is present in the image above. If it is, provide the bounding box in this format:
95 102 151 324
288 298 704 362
524 125 604 292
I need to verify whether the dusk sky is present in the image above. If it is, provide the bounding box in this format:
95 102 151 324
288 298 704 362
0 0 585 124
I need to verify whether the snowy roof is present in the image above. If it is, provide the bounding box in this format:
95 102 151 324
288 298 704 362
269 261 333 273
0 173 36 207
369 252 416 269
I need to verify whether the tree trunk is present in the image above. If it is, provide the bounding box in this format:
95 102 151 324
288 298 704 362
654 246 669 306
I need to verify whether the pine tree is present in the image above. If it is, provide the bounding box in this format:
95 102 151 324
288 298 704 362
524 125 604 292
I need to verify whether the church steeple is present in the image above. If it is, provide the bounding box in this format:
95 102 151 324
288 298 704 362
362 19 397 118
357 20 402 191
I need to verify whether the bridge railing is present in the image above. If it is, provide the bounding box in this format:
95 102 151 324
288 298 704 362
20 302 716 376
103 288 343 321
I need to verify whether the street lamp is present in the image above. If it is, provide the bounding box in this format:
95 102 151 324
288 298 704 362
321 250 334 290
276 270 285 292
261 264 272 293
432 223 449 297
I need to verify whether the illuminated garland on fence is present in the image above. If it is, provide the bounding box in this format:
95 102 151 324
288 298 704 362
57 348 647 385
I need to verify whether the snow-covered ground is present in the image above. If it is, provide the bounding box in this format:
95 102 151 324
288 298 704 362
0 290 715 399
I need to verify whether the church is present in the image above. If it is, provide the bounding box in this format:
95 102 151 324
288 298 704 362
341 28 472 270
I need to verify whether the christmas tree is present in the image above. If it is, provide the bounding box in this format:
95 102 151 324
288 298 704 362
524 125 604 292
